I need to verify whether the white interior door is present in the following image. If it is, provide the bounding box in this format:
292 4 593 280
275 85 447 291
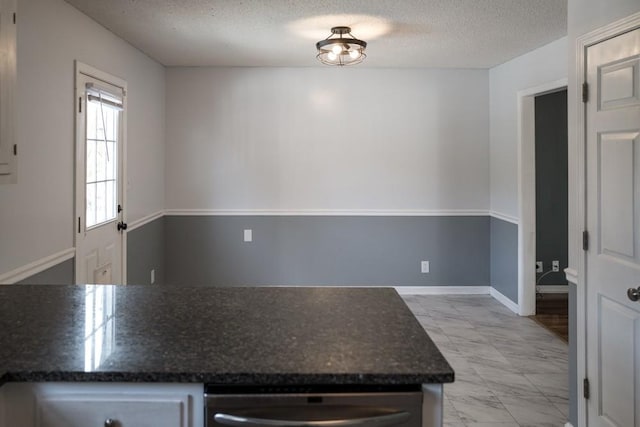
586 27 640 427
75 68 126 285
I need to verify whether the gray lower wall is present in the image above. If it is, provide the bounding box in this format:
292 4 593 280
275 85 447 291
569 282 577 426
10 217 528 307
490 217 518 303
15 213 575 424
127 216 165 286
17 258 75 284
164 215 490 287
15 216 166 286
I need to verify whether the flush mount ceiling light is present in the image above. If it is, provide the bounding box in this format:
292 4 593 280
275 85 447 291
316 26 367 66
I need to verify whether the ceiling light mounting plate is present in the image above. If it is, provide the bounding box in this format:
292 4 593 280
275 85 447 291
330 26 351 35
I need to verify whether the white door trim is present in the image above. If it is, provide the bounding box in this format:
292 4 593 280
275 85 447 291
517 78 567 316
574 12 640 427
74 61 128 284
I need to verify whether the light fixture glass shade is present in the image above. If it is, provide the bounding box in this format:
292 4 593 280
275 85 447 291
316 26 367 66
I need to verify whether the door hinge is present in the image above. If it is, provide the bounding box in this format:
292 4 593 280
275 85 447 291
583 230 589 251
13 144 16 156
583 378 590 399
13 13 16 24
582 82 589 103
77 217 81 234
78 97 82 113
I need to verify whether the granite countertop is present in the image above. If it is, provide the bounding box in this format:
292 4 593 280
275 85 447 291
0 285 453 386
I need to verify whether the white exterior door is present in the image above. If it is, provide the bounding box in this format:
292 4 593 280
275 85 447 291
75 66 126 285
586 27 640 427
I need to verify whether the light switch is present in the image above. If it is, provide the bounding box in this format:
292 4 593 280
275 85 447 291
244 229 253 242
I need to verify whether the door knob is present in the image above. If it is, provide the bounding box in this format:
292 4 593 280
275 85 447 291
117 221 128 231
627 287 640 302
104 419 117 427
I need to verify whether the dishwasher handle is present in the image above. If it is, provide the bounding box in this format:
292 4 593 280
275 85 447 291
214 411 411 427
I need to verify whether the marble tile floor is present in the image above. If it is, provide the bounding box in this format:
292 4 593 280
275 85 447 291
402 295 569 427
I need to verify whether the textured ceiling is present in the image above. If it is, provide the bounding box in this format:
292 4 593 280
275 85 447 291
63 0 567 68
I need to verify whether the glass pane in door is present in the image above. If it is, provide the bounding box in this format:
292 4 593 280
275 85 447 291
85 99 119 229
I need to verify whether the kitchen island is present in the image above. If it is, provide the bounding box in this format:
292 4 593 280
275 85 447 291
0 285 454 426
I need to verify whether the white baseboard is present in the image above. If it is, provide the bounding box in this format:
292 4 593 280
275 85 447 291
536 285 569 294
127 210 164 231
489 287 520 314
0 248 75 285
394 286 490 295
395 286 521 315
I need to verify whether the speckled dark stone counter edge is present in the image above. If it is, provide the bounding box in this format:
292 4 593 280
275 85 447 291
0 371 454 386
0 286 455 389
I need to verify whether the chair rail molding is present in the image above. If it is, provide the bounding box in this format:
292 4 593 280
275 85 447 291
164 209 491 217
127 210 164 231
0 248 75 284
489 211 519 224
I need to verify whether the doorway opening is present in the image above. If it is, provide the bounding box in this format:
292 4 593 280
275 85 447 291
517 78 567 318
531 89 569 341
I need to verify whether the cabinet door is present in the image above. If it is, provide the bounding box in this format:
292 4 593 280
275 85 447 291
29 383 203 427
36 394 189 427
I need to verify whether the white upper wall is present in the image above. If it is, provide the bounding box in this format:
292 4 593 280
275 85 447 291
569 0 639 37
165 67 490 212
0 0 165 275
489 37 568 219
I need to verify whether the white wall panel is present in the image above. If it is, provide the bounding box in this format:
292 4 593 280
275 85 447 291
568 0 640 39
165 67 489 211
488 37 567 218
0 0 165 276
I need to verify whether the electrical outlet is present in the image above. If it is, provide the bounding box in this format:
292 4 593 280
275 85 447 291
552 260 560 272
150 269 155 284
243 229 253 242
536 261 543 273
421 261 430 273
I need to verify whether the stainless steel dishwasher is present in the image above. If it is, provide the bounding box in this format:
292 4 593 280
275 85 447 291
205 385 424 427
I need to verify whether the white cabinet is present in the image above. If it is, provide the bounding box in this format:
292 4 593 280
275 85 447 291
2 383 204 427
